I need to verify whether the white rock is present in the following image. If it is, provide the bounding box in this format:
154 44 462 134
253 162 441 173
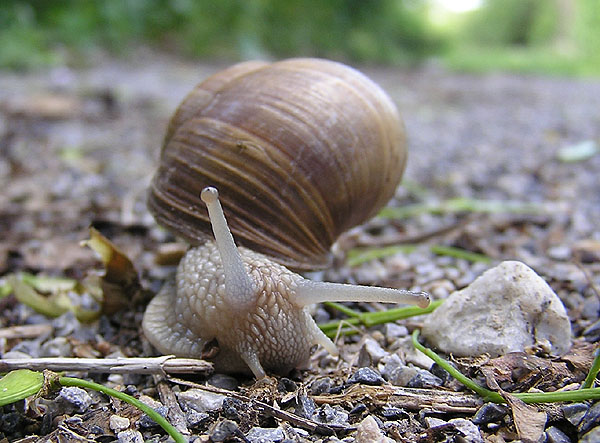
178 389 226 412
355 415 393 443
421 261 571 357
109 415 130 433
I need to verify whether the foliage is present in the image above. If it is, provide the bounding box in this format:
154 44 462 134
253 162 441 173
0 0 441 69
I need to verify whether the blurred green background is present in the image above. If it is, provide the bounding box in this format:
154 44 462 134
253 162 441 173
1 0 598 75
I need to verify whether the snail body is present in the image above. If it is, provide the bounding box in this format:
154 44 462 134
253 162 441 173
143 59 429 378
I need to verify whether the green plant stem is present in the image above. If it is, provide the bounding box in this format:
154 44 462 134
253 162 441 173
411 330 600 404
581 348 600 390
319 300 443 338
323 302 362 318
58 376 186 443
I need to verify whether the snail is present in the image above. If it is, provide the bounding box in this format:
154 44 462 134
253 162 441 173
142 58 430 378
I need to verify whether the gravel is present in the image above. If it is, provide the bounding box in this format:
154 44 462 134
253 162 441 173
0 52 599 441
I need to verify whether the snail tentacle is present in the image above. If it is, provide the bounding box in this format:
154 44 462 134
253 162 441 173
201 186 256 310
294 280 431 309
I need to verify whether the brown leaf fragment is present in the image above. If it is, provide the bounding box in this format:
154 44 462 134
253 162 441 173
82 227 145 314
504 393 547 443
559 341 597 378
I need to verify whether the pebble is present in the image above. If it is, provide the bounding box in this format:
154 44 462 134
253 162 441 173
562 403 589 427
312 404 349 426
138 404 169 428
294 394 317 419
347 367 385 386
578 401 600 434
545 426 572 443
448 418 484 443
472 403 509 425
358 337 388 367
581 426 600 443
383 323 408 342
309 377 332 395
109 415 130 433
222 397 244 421
381 407 408 420
422 261 572 357
245 426 285 443
407 370 443 388
117 429 144 443
355 415 393 443
583 319 600 342
186 409 210 428
57 387 92 413
207 373 239 391
210 419 241 442
178 389 226 412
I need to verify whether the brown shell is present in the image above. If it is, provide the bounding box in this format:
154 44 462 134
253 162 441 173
148 58 407 270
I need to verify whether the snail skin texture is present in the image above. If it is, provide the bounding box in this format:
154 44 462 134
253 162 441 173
143 59 429 378
143 187 430 378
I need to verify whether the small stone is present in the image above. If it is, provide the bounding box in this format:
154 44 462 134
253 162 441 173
138 405 169 429
117 429 144 443
562 403 589 427
583 319 600 342
387 365 419 387
210 419 240 442
207 373 239 390
312 404 349 426
246 426 285 443
347 367 385 386
407 370 443 388
421 261 572 357
384 323 408 342
186 409 210 428
430 362 454 386
425 417 446 428
222 397 244 420
178 389 226 412
309 377 332 395
381 407 407 420
579 401 600 434
379 354 403 381
295 394 317 419
57 386 92 413
358 337 388 367
39 337 72 357
349 403 367 415
448 418 483 443
545 426 571 443
581 426 600 443
109 415 130 433
355 415 393 443
472 403 509 425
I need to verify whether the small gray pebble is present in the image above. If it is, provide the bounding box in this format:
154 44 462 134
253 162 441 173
222 397 244 420
583 319 600 341
472 403 509 425
294 394 316 419
40 337 72 357
381 407 407 420
246 426 285 443
349 403 367 415
581 426 600 443
407 370 443 388
117 429 144 443
58 386 92 413
347 367 385 386
312 404 349 426
186 409 210 428
207 373 239 391
210 419 241 442
579 402 600 434
545 426 572 443
562 403 589 427
384 323 408 341
178 389 225 412
309 377 332 395
358 337 388 367
138 405 168 428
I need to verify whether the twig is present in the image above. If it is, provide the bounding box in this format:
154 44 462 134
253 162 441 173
168 376 354 435
0 324 53 340
312 384 483 414
0 356 213 375
153 374 190 435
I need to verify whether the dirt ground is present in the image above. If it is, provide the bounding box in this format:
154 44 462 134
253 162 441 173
1 52 599 442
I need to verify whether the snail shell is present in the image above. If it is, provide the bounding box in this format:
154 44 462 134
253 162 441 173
148 58 407 270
